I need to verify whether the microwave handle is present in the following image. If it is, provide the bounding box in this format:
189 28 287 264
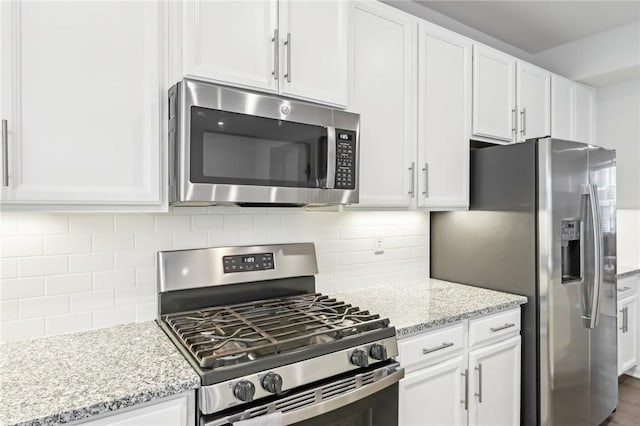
326 127 336 189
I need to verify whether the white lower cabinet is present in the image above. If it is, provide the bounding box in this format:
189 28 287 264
398 308 522 426
617 276 638 376
79 391 195 426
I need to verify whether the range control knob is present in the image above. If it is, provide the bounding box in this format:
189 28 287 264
261 372 283 394
350 349 369 368
233 380 256 402
369 344 388 361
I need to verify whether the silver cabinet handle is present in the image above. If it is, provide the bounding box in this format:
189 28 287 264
619 286 633 293
520 107 527 136
284 32 291 83
511 108 517 133
490 323 516 332
422 163 428 197
620 307 625 331
2 119 7 187
474 363 483 403
271 29 279 80
624 306 629 333
461 369 469 410
408 162 415 197
422 342 454 355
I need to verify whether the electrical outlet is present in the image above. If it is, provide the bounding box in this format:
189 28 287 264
374 233 384 254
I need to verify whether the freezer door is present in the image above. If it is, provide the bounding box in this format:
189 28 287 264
588 145 617 425
538 139 592 426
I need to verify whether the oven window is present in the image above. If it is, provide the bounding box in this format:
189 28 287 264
190 107 328 188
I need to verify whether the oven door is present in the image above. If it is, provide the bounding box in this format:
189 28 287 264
201 363 403 426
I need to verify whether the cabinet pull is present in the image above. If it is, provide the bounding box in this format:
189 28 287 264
271 29 279 80
2 119 7 187
520 107 527 136
422 341 454 355
511 108 517 133
422 163 428 198
284 32 291 83
474 363 483 403
408 162 416 197
490 323 516 332
624 306 629 333
461 369 469 410
618 286 633 293
620 307 626 331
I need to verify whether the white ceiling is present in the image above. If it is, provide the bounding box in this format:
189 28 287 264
416 1 640 54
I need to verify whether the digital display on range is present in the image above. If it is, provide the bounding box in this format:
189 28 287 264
223 253 274 273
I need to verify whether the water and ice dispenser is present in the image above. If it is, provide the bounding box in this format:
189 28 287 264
561 219 582 283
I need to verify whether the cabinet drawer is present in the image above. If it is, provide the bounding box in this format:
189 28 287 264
398 323 464 371
469 309 520 348
618 276 638 300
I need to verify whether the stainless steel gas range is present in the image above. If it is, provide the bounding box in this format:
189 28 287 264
156 243 403 425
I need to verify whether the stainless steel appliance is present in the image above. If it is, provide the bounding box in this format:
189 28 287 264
430 138 617 426
168 79 360 206
157 243 403 425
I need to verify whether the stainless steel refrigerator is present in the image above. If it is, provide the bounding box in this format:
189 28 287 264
431 138 617 426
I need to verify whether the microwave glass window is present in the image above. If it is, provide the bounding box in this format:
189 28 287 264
190 107 328 188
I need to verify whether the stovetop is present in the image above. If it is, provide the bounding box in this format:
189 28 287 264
163 293 391 370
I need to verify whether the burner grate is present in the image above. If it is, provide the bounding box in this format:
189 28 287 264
163 293 389 368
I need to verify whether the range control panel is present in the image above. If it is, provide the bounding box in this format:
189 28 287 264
335 129 356 190
223 253 274 273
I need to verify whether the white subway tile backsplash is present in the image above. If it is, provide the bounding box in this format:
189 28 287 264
93 306 136 328
46 312 92 335
19 255 68 277
19 295 69 319
69 215 113 234
45 274 92 295
1 300 18 321
1 318 45 343
93 269 135 290
44 234 92 255
0 277 45 300
0 236 43 258
69 253 113 273
1 209 429 342
70 290 114 312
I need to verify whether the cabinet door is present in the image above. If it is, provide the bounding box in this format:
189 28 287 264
468 335 521 426
0 1 162 205
399 355 468 426
575 83 595 144
472 45 516 143
418 23 471 209
349 1 416 208
618 296 638 375
182 1 278 93
279 0 348 107
551 74 575 141
516 62 551 142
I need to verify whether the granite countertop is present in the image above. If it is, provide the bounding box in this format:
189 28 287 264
0 322 200 426
334 279 527 338
618 265 640 280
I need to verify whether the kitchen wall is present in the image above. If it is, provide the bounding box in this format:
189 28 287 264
618 209 640 268
0 208 429 343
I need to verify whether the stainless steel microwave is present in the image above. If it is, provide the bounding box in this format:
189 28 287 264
168 79 360 206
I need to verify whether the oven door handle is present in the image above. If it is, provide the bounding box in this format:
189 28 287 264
202 366 404 426
326 126 336 189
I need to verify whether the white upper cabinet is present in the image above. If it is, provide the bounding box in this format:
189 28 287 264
178 0 348 108
182 1 279 94
574 82 595 144
472 45 516 143
551 74 576 141
418 23 471 209
0 1 163 207
279 0 348 107
516 62 551 142
349 1 416 208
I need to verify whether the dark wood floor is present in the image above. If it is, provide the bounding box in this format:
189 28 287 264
602 375 640 426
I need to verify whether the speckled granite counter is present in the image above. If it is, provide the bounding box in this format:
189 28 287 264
334 279 527 338
618 265 640 280
0 321 199 426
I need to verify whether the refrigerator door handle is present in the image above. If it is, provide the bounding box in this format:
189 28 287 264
582 183 603 329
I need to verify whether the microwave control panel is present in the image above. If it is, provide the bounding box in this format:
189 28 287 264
335 130 357 190
223 253 274 273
